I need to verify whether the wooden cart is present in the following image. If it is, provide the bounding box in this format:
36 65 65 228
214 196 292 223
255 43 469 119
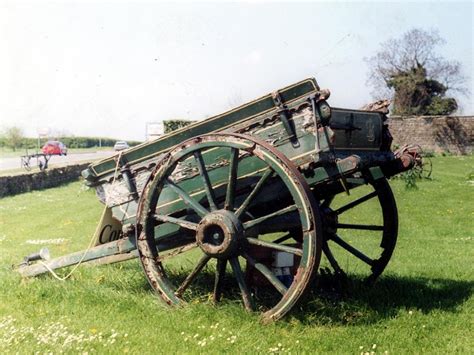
18 78 420 322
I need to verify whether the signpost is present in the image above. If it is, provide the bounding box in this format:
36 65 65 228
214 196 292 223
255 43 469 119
145 121 164 141
37 127 50 152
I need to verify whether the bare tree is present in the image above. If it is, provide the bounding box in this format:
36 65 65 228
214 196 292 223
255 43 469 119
3 126 24 151
366 28 468 114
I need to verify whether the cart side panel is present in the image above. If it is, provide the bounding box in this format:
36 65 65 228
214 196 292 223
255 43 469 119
100 104 389 230
83 78 319 181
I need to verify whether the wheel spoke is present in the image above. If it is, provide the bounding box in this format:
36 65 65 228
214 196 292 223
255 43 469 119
229 257 255 311
321 196 335 209
242 253 288 295
175 254 211 297
330 234 374 266
224 148 239 211
246 237 303 256
235 169 273 218
213 259 227 303
335 191 378 215
137 133 324 321
272 233 291 244
243 205 298 230
154 214 198 230
321 241 345 275
165 178 209 218
336 223 384 231
157 242 198 262
194 151 218 211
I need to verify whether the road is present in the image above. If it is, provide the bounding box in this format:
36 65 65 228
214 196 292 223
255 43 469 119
0 150 116 172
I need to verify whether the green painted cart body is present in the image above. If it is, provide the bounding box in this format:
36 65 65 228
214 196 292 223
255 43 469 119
19 78 419 322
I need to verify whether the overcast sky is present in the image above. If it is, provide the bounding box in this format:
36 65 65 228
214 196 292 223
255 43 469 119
1 0 472 141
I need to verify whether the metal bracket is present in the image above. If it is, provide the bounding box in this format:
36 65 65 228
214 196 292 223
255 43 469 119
335 155 361 196
308 94 322 153
336 159 350 195
272 91 299 147
116 155 139 201
369 166 384 181
329 116 361 131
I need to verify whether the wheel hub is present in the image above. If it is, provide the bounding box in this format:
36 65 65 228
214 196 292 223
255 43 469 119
196 210 244 258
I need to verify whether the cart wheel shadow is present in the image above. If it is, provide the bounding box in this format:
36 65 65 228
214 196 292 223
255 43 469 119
292 273 474 325
104 262 472 325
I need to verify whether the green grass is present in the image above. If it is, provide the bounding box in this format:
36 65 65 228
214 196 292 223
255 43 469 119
0 156 473 353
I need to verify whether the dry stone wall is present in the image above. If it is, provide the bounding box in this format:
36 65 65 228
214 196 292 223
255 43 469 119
0 163 89 198
387 116 473 155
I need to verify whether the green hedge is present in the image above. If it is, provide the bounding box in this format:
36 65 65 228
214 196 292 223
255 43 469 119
56 137 142 149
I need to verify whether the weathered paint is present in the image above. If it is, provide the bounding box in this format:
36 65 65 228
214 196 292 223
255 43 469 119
19 77 422 322
83 78 320 179
136 134 322 323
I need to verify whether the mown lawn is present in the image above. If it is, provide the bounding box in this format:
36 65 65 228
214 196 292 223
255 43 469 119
0 156 472 354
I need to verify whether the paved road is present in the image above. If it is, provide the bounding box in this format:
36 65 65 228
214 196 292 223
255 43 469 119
0 150 116 172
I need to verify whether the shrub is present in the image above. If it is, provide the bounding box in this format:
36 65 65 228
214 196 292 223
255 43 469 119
163 120 196 134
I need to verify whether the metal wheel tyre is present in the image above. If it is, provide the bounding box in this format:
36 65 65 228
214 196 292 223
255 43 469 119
136 133 322 322
319 177 398 284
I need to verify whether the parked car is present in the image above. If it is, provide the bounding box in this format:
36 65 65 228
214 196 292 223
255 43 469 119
41 141 67 156
113 141 129 151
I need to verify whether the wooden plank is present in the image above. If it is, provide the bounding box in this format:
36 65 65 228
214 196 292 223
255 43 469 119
17 236 136 277
83 78 319 180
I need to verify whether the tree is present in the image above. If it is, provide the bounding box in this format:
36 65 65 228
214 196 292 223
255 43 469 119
163 119 195 134
3 126 24 151
366 28 467 115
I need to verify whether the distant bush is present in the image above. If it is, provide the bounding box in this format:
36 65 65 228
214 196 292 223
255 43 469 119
163 120 196 134
57 137 142 149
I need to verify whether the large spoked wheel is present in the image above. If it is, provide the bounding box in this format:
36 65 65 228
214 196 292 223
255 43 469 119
136 133 322 322
319 176 398 284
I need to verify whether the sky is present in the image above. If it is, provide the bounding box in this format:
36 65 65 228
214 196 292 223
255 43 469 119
1 0 473 141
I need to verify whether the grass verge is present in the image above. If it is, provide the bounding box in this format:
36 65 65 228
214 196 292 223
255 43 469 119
0 156 472 353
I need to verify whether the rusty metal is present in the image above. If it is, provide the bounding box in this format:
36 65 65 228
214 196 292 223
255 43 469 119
360 99 391 114
136 133 322 323
17 77 423 322
272 90 298 146
380 144 424 178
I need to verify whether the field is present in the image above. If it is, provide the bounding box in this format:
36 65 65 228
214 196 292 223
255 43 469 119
0 156 472 354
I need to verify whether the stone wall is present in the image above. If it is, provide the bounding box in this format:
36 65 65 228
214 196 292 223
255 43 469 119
1 117 472 198
0 163 89 198
387 116 474 154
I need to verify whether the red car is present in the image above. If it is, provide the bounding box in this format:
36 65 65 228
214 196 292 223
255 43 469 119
42 141 68 156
